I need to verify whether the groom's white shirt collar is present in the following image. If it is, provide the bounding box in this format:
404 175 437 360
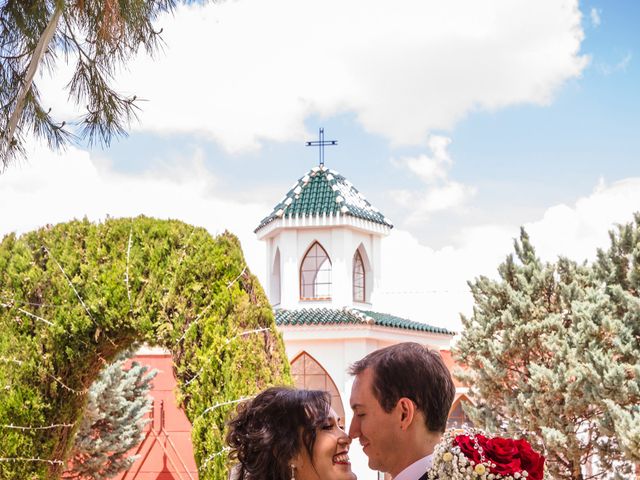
393 454 433 480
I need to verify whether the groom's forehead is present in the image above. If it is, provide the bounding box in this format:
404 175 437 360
350 368 378 405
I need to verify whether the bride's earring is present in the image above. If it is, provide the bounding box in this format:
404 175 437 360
290 464 296 480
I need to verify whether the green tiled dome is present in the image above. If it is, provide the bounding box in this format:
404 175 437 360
255 166 393 232
275 307 454 335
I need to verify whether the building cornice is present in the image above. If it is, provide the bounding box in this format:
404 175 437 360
277 323 454 348
256 211 392 240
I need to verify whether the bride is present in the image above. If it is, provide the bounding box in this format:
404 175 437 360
226 386 357 480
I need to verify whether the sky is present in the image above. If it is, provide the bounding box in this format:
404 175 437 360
1 0 638 331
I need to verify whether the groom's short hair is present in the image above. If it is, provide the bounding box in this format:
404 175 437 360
348 342 455 432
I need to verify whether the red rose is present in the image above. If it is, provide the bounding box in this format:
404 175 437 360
453 435 482 464
482 437 521 475
515 438 545 480
452 434 545 480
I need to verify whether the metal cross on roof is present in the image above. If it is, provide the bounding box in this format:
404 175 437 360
306 128 337 167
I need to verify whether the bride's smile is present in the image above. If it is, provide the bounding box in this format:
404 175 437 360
294 409 356 480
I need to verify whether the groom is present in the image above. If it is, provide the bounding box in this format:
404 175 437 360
348 342 455 480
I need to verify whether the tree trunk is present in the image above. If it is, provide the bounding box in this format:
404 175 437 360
2 3 63 162
570 459 584 480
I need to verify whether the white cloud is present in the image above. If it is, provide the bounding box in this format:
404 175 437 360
2 143 639 335
392 136 452 184
374 178 640 331
394 180 477 216
391 135 476 221
39 0 588 152
598 51 632 76
524 177 640 262
590 7 601 27
0 141 270 282
373 224 513 332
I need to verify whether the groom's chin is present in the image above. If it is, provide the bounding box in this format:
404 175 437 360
366 458 382 473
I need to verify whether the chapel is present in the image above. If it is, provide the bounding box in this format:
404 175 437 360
118 136 470 480
253 158 466 478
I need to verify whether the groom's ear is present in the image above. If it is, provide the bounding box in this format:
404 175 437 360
397 397 416 431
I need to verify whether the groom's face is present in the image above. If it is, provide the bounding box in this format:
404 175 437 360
349 368 402 476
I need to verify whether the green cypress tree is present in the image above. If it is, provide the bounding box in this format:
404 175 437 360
593 214 640 466
0 217 290 479
455 223 640 480
64 353 156 480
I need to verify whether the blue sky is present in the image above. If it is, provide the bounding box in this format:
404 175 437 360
90 0 638 245
1 0 638 329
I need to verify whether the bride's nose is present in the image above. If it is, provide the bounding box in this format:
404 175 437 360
338 431 351 445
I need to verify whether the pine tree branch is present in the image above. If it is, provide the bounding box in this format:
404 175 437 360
1 3 63 169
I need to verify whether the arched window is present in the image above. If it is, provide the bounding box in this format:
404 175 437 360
447 395 474 429
300 242 331 300
353 250 365 302
290 352 345 420
270 248 281 306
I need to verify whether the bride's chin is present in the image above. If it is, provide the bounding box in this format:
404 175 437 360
334 468 356 480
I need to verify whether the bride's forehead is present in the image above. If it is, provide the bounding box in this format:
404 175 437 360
328 407 340 422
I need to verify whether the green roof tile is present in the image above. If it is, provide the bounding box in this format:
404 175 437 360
274 308 454 335
255 166 392 232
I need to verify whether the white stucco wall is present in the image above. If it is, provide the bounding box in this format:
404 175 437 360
265 225 383 310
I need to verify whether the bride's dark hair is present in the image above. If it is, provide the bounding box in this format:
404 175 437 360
226 387 331 480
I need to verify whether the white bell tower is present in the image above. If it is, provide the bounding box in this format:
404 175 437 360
254 164 392 310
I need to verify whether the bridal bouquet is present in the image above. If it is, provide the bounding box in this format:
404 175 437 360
428 428 545 480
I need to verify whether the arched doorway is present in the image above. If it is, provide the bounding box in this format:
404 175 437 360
447 394 474 429
290 352 345 420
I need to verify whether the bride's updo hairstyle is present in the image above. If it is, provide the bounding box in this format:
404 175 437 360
226 387 331 480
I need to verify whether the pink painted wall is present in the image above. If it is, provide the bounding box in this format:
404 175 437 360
115 354 199 480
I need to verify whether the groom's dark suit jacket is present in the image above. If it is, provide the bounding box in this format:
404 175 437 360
417 472 429 480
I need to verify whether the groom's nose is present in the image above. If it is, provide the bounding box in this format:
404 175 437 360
348 416 360 439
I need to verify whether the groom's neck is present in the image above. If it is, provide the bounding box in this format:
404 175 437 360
390 429 442 478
